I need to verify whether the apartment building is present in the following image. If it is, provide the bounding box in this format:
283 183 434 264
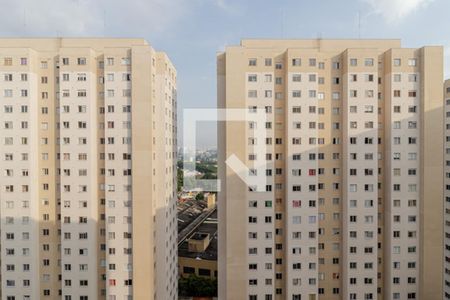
0 38 177 300
445 79 450 298
218 39 443 300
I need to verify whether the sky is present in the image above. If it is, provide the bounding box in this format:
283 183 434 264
0 0 449 148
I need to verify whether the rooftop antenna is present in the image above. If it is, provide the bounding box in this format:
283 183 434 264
357 11 361 39
103 9 106 36
317 32 322 51
23 9 27 33
281 7 286 38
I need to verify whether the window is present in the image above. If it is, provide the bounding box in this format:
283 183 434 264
408 58 417 66
292 58 301 66
4 57 12 66
409 74 418 82
292 90 301 98
121 57 131 65
408 121 417 129
248 90 257 98
105 58 114 66
292 106 301 113
248 58 257 66
365 58 374 66
77 73 87 81
4 89 12 97
248 74 257 82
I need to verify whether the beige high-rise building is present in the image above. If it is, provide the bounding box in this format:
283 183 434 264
444 79 450 299
218 39 443 300
0 38 178 300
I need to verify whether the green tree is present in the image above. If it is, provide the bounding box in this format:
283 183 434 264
177 168 183 192
178 275 217 297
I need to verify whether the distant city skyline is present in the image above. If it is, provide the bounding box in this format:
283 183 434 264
1 0 449 148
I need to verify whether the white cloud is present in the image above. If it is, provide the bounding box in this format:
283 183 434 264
0 0 191 37
363 0 434 23
213 0 240 14
214 0 228 10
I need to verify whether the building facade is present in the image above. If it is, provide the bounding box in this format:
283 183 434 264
444 79 450 299
0 38 177 300
218 39 443 300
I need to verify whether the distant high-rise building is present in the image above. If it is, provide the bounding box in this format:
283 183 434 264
0 38 177 300
218 39 443 300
